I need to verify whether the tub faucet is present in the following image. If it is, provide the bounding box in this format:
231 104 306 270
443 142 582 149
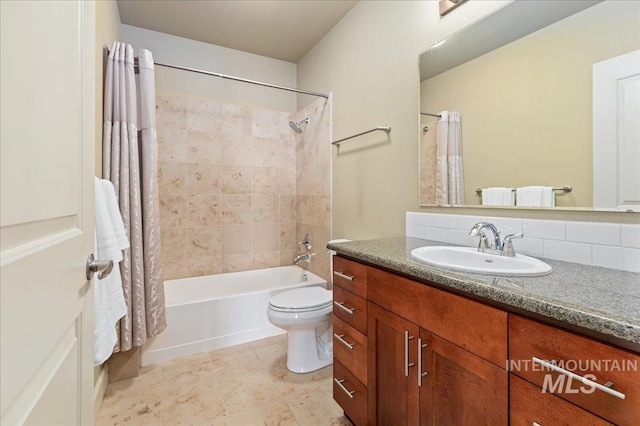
292 253 311 266
469 222 502 251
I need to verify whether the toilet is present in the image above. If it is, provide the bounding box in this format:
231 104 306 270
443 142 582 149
267 286 333 373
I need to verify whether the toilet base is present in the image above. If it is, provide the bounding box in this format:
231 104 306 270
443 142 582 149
285 326 333 374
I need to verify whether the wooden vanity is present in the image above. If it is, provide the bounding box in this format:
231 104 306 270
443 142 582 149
331 255 640 426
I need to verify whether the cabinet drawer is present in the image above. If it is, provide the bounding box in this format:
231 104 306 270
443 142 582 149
334 359 367 426
368 267 507 366
333 285 367 335
333 256 367 297
510 375 612 425
333 315 367 386
509 315 640 426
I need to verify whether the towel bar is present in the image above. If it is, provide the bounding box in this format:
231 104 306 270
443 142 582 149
475 186 572 195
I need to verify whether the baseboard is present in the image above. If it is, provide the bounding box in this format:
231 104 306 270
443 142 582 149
93 365 109 422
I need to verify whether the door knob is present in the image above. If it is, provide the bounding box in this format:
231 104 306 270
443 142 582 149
86 254 114 280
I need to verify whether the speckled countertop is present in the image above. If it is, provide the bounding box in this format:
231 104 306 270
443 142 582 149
327 237 640 347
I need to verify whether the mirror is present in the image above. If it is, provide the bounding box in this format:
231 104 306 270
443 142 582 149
419 0 640 210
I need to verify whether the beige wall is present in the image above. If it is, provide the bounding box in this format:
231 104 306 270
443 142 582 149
121 25 297 112
298 1 639 240
95 0 121 177
297 1 510 240
421 0 640 208
94 0 120 386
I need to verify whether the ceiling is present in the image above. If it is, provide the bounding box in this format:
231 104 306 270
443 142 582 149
117 0 359 63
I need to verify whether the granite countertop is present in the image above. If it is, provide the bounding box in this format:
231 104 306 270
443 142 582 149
327 237 640 347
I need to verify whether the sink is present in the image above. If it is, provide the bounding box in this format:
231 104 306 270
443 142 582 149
410 246 552 277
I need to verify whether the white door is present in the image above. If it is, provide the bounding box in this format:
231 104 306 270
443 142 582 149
1 1 96 425
593 49 640 211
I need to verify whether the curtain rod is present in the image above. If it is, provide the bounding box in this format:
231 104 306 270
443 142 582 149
107 49 329 99
420 112 441 118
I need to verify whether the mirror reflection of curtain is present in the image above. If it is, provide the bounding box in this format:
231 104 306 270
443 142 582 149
435 111 465 205
419 121 438 205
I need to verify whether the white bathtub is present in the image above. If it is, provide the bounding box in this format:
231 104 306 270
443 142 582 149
141 266 327 366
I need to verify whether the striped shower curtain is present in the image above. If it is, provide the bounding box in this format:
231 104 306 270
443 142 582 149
103 41 166 352
435 111 465 206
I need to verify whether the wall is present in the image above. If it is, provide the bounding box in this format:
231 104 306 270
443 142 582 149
94 0 120 399
297 0 639 241
421 1 640 208
295 97 333 280
121 25 297 112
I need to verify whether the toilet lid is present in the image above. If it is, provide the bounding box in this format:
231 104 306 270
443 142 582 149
269 286 332 311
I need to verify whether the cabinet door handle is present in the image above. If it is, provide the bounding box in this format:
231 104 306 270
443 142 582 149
334 333 355 350
334 301 355 315
417 338 428 387
532 357 626 400
404 331 415 376
334 271 355 281
334 378 356 399
533 423 541 426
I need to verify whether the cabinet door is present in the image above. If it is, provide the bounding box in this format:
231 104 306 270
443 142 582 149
368 303 419 425
420 333 508 425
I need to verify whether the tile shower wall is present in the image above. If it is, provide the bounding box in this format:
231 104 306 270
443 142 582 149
157 93 332 281
295 98 332 281
406 212 640 273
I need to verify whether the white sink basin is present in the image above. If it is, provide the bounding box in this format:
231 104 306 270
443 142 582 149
410 246 552 277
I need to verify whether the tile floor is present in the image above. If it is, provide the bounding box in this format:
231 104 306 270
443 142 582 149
97 335 351 425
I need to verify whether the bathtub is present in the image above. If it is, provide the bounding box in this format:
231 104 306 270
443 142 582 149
141 266 327 366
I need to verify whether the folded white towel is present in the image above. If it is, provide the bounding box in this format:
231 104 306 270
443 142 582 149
94 177 130 366
482 187 515 206
516 186 555 207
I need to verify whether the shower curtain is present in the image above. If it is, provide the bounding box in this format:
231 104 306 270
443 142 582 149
103 42 166 352
435 111 465 205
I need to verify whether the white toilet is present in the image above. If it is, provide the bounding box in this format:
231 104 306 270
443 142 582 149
267 286 333 373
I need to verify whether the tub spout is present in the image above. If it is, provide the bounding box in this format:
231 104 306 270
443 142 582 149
292 253 311 265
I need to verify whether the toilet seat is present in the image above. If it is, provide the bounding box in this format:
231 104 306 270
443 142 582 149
269 287 332 313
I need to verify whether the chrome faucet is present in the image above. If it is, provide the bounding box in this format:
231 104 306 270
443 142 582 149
292 253 311 265
469 222 502 251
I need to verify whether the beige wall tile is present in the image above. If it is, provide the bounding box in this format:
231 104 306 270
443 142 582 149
279 169 296 196
251 251 280 270
278 137 296 170
222 225 252 255
221 134 252 166
251 137 281 168
251 109 292 139
280 223 297 251
252 167 279 195
159 194 187 227
296 195 314 226
220 195 251 225
187 194 221 227
187 98 221 133
296 163 315 196
186 256 222 277
252 195 279 223
279 249 297 266
163 258 188 280
221 104 251 135
221 165 252 194
251 224 279 252
186 163 221 194
161 227 187 260
187 130 221 164
158 161 187 195
280 196 296 224
221 254 252 273
157 127 188 162
187 226 222 258
156 93 187 129
314 160 331 196
314 195 331 229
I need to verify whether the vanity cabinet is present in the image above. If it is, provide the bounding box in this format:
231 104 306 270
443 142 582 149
331 255 639 426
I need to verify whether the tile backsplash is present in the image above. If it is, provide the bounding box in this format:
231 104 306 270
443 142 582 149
406 212 640 273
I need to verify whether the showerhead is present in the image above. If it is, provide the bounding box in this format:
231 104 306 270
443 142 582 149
289 117 309 134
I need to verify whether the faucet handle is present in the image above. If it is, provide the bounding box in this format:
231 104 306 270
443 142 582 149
476 232 490 252
502 233 524 257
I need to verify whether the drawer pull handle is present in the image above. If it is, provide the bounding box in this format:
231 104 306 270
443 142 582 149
334 271 355 281
533 423 541 426
334 378 355 399
418 338 428 387
532 357 626 400
334 333 355 350
404 331 415 377
334 301 355 315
